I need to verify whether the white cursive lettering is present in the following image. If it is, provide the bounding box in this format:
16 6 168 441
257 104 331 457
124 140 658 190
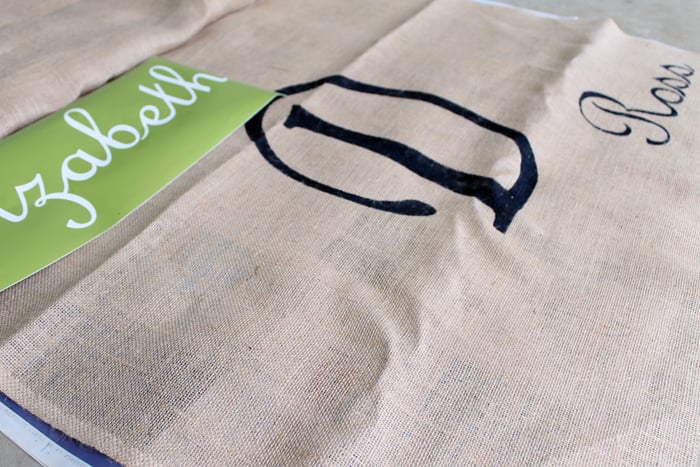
0 64 227 229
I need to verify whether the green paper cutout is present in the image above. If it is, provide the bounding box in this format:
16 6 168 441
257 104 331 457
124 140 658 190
0 57 277 292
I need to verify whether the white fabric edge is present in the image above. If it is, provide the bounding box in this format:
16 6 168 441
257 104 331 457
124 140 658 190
469 0 580 20
0 400 88 467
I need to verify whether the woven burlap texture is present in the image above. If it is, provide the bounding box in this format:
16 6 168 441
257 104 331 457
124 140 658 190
0 0 698 464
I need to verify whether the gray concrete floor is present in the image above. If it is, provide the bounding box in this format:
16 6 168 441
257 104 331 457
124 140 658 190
1 1 698 465
0 432 38 467
498 0 700 52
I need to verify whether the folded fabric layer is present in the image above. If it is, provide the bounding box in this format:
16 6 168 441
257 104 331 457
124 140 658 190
0 0 698 464
0 0 257 139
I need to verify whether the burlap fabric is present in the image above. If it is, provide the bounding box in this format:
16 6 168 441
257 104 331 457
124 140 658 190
0 0 698 464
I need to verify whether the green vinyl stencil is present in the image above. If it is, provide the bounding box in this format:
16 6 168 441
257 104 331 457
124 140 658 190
0 56 277 292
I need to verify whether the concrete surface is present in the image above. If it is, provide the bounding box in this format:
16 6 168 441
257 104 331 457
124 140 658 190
500 0 700 51
0 432 38 467
0 1 698 465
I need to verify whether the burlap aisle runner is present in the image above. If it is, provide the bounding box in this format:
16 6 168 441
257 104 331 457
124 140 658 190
0 0 698 464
